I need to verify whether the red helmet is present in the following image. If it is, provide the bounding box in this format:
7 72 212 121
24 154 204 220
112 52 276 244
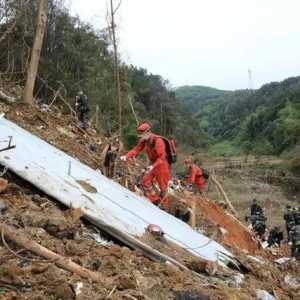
137 121 151 135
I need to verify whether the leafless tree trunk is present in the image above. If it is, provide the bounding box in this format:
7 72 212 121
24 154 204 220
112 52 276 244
109 0 122 136
0 223 111 285
23 0 48 104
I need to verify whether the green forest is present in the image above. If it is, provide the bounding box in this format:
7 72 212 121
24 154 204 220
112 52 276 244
1 0 300 159
176 78 300 157
0 0 204 149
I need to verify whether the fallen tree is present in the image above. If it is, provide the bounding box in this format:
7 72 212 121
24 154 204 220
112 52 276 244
0 223 112 285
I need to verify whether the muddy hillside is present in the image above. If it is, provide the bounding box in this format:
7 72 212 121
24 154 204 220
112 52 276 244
0 99 299 300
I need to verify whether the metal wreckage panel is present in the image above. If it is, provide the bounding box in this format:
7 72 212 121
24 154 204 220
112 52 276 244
0 117 234 265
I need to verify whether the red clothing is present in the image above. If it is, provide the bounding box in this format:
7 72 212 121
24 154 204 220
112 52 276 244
187 164 205 191
126 133 170 208
126 134 167 168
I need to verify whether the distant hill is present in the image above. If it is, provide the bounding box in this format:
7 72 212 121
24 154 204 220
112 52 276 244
175 85 230 112
176 78 300 155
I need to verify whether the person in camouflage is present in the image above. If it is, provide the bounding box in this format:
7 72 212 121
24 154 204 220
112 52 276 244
75 91 90 129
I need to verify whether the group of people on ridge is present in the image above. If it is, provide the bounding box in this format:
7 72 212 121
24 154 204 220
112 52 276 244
248 199 300 258
284 205 300 257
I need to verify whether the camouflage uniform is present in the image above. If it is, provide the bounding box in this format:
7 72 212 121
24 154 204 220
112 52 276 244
284 207 295 241
76 92 89 129
290 224 300 258
250 212 267 238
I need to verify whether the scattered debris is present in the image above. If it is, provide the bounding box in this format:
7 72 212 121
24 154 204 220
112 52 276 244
0 199 8 213
0 101 298 299
274 257 290 265
85 232 112 246
256 289 276 300
0 117 235 266
284 275 300 289
231 273 245 287
247 255 265 264
38 104 50 113
72 282 83 296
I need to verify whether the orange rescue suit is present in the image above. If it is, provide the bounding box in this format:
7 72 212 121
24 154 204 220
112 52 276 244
187 164 205 192
126 133 170 208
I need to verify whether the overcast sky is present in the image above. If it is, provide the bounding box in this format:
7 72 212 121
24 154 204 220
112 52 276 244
69 0 300 90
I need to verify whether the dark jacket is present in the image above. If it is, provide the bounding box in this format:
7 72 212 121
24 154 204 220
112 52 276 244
76 94 89 112
291 225 300 243
251 203 263 216
284 209 295 225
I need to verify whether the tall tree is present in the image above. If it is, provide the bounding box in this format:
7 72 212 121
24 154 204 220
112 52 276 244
23 0 48 104
109 0 122 136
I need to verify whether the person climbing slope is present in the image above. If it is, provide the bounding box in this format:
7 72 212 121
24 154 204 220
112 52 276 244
120 121 171 209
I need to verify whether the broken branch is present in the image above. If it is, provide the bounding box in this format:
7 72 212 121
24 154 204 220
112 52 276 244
210 175 238 217
0 223 112 285
37 76 76 116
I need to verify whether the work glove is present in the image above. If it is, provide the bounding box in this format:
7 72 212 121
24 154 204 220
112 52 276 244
120 155 127 161
146 165 154 173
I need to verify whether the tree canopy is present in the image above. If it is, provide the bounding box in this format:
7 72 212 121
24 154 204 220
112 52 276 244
0 0 205 149
176 78 300 155
1 0 299 155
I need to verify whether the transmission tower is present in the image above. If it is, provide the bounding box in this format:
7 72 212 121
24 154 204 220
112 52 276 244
248 68 253 90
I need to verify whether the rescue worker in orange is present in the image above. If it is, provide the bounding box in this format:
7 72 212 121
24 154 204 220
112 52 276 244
184 158 206 193
120 122 170 209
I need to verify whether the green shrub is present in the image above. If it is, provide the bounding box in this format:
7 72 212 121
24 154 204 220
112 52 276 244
209 141 241 157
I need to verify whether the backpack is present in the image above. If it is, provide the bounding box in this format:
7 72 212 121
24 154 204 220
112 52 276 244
202 168 210 180
150 136 177 165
